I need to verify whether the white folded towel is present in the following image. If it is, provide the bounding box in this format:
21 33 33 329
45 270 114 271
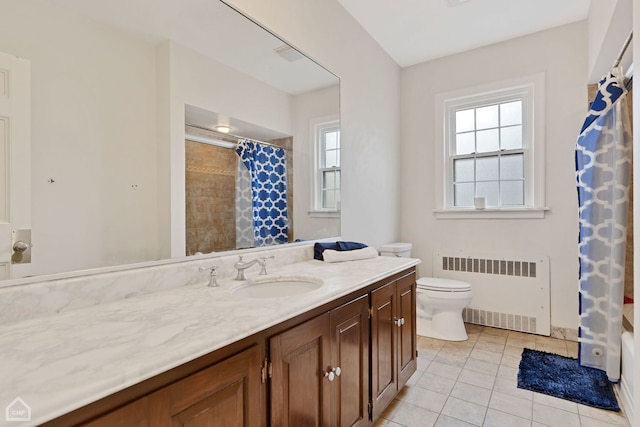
322 246 379 263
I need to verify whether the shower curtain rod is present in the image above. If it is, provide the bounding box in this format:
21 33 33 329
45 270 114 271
613 31 633 69
185 122 291 151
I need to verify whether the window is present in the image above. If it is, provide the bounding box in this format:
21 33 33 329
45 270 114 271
311 119 341 214
452 100 525 207
434 74 546 219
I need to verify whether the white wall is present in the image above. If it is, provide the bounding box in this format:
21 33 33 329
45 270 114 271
292 85 341 241
225 0 401 250
0 0 159 275
587 0 633 82
400 22 588 331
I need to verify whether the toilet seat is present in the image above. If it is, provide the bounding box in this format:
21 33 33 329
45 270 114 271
417 277 472 292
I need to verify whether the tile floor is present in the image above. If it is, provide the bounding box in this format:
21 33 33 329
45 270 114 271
374 324 631 427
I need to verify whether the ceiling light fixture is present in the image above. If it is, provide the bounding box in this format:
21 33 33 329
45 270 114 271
214 125 231 134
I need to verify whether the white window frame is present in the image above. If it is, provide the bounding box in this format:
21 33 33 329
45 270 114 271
434 73 548 219
309 116 341 217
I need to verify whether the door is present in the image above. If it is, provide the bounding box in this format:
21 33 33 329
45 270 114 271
0 51 31 280
330 295 369 427
270 313 332 427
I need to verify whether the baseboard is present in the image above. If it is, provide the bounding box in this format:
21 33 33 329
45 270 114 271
617 377 634 425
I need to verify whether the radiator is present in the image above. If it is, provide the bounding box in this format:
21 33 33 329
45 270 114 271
432 252 551 336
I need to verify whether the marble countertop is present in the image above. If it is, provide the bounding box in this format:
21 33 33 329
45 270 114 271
0 256 419 426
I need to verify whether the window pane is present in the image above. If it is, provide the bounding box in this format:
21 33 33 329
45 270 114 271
456 109 475 133
325 131 339 149
456 132 475 155
323 190 337 209
454 158 474 182
476 105 498 130
500 154 523 179
454 182 474 207
325 150 338 168
501 125 522 150
501 180 524 205
323 170 337 189
500 101 522 126
476 181 499 206
476 129 499 153
476 156 499 181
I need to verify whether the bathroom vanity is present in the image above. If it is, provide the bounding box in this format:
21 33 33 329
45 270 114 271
0 250 419 427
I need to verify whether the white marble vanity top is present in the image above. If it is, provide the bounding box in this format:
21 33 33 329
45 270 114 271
0 256 419 426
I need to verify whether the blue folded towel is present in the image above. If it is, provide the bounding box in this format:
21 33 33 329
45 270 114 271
336 241 367 251
314 241 368 261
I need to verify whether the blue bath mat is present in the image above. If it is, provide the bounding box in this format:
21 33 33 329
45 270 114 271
517 348 620 411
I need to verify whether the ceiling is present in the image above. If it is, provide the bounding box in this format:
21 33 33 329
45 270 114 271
336 0 592 67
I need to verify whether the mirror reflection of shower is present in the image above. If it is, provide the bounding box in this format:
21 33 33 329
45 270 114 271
184 107 293 255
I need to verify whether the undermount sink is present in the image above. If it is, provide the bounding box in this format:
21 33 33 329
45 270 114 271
230 276 324 298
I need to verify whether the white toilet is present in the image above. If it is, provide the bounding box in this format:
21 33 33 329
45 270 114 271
379 243 473 341
416 277 472 341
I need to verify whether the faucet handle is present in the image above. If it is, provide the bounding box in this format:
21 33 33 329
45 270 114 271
258 255 275 275
198 265 219 287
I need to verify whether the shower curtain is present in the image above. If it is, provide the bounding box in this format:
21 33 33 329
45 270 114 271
235 139 289 247
576 67 632 382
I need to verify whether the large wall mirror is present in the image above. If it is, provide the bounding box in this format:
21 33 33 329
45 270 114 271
0 0 340 282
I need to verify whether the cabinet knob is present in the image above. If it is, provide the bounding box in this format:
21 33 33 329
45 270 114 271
394 317 405 327
324 370 335 382
324 367 341 381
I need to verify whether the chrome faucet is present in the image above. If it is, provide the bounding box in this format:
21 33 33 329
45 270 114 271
198 265 219 287
234 255 274 280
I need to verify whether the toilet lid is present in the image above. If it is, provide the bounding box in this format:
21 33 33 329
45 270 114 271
417 277 472 292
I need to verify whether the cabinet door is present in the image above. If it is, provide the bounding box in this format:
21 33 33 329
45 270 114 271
83 398 148 427
370 281 397 420
270 313 332 427
330 294 370 427
149 345 263 427
397 274 417 388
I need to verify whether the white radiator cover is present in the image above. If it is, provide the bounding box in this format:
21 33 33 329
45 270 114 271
433 252 551 336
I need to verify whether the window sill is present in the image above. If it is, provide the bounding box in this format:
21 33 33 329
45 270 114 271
433 207 549 219
308 210 341 218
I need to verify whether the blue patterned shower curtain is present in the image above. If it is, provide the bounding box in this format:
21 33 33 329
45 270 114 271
576 68 632 382
235 139 289 247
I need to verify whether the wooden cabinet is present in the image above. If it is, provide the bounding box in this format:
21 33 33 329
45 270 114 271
148 345 264 427
270 311 331 426
270 295 369 427
82 398 148 427
330 295 370 427
371 272 416 420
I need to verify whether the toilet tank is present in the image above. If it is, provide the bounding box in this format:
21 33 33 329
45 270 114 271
379 242 412 258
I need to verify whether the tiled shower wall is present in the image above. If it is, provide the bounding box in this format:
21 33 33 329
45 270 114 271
186 140 237 254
